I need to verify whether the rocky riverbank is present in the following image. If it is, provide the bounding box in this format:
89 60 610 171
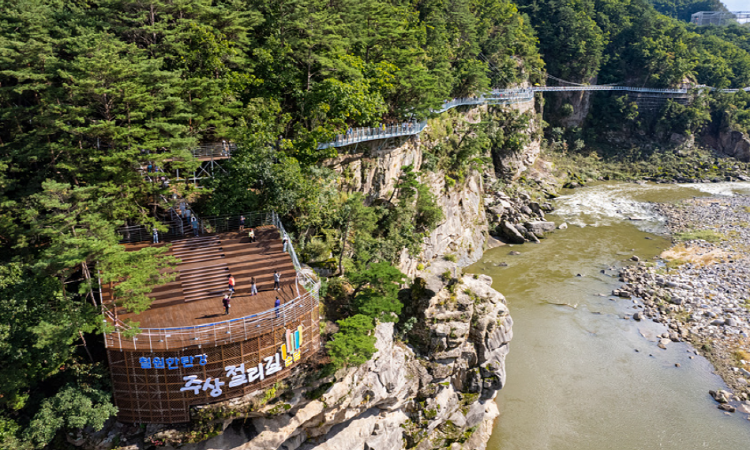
613 195 750 413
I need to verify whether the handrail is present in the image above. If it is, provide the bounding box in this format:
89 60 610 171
103 291 317 350
315 83 750 149
317 90 535 150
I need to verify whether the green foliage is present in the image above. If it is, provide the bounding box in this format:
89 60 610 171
326 315 378 368
350 262 407 322
24 384 117 449
673 229 725 243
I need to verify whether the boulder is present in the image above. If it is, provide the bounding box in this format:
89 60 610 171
528 202 545 219
718 403 736 413
488 204 505 217
524 221 556 237
499 221 525 244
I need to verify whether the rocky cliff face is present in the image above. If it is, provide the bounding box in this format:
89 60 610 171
326 100 541 275
710 129 750 162
80 104 537 450
101 270 511 450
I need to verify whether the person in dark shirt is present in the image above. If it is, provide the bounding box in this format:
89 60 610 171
274 296 281 318
222 294 231 315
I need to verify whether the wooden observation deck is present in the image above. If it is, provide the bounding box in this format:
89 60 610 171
103 216 320 424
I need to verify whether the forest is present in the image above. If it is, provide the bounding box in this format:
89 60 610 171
1 0 750 447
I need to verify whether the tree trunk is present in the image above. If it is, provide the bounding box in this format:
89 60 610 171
338 218 350 276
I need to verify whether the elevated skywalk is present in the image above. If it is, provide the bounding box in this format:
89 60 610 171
315 83 750 149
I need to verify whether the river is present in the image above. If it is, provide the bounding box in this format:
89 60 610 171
470 182 750 449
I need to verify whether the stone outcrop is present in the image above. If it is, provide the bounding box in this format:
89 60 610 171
716 129 750 162
489 100 542 180
80 103 525 450
399 170 488 275
105 269 512 450
326 101 541 275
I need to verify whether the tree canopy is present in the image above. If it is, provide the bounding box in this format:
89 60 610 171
3 0 750 447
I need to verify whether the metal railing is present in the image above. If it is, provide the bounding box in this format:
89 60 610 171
104 290 317 350
317 91 536 150
190 142 236 159
270 212 319 300
318 121 428 150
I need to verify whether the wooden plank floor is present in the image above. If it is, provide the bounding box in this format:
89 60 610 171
104 227 305 329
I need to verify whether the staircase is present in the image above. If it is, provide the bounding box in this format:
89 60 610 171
170 236 224 264
181 263 230 302
110 225 298 313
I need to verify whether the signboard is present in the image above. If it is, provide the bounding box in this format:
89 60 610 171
180 325 304 398
139 354 207 369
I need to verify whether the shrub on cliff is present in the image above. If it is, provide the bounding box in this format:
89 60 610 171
350 262 407 322
326 315 378 369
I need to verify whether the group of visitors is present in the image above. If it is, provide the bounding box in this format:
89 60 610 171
220 270 283 316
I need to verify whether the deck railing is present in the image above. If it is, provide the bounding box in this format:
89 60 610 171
190 142 236 158
317 90 535 149
103 291 317 351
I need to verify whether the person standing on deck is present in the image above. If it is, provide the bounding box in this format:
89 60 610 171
248 228 256 243
152 228 159 244
282 233 289 253
250 277 258 296
228 274 236 293
223 294 231 315
191 216 199 236
275 296 281 318
239 215 245 232
273 270 281 291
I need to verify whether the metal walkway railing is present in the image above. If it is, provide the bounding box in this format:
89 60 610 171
317 90 535 150
316 84 750 149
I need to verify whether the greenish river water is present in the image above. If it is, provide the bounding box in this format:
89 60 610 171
470 182 750 449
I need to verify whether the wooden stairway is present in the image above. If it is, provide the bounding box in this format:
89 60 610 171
107 226 299 315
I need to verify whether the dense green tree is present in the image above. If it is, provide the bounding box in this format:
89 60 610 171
349 261 407 322
326 314 378 368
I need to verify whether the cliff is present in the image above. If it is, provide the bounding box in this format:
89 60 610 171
125 271 511 450
78 102 541 450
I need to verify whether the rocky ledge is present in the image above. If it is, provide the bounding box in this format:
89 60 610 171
76 266 511 450
613 196 750 412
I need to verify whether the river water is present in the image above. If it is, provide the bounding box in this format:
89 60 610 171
470 182 750 449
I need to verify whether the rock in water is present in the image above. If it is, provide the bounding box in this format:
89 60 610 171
524 221 556 237
718 404 736 413
500 221 525 244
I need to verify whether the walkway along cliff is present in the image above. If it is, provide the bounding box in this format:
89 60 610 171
82 93 541 450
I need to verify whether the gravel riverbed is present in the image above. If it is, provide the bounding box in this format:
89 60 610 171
614 195 750 414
